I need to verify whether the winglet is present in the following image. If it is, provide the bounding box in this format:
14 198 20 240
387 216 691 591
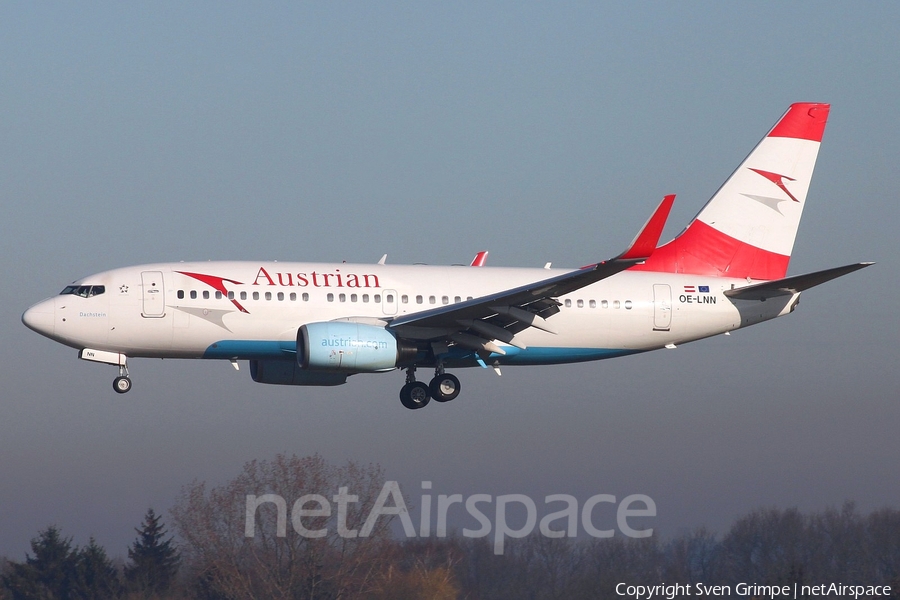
617 194 675 260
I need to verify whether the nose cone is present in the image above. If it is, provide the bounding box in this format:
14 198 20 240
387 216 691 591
22 300 55 337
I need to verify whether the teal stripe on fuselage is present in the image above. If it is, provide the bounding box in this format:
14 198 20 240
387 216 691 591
203 340 296 359
496 347 641 365
203 340 639 365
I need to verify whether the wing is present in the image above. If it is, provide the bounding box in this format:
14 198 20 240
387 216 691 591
388 195 675 355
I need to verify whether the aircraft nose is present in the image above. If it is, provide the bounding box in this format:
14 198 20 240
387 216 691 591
22 300 55 337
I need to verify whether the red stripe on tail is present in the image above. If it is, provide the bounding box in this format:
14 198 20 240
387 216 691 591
630 220 790 280
767 103 829 142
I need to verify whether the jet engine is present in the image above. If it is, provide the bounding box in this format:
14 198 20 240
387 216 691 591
297 322 418 372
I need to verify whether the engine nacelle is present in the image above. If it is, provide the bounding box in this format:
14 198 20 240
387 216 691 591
298 322 417 372
249 360 348 386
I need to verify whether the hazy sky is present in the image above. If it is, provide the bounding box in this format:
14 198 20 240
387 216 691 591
1 3 898 558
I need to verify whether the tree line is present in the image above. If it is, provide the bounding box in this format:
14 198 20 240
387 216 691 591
2 453 898 599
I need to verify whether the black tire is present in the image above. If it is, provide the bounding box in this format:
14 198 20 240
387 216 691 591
430 373 461 402
399 381 430 409
113 376 132 394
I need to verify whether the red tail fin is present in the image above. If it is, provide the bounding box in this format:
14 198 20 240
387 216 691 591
633 103 829 280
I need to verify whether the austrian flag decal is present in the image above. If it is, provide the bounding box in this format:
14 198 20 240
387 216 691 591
683 285 710 293
679 284 716 305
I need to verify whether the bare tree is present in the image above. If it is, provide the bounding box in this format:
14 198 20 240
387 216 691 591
171 453 397 599
662 528 719 584
718 507 809 585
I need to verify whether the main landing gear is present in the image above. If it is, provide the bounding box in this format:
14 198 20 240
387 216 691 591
113 363 132 394
399 366 461 410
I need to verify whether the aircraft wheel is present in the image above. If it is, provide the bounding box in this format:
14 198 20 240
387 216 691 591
113 376 132 394
400 381 430 410
430 373 461 403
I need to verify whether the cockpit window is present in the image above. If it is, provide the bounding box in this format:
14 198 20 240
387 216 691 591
60 285 105 298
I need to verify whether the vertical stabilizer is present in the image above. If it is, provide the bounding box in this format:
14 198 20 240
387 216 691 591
634 103 829 280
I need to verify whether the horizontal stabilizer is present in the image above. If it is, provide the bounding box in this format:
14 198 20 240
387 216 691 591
724 262 873 301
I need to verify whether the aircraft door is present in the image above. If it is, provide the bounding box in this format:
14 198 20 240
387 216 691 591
653 284 672 331
382 289 398 316
141 271 166 318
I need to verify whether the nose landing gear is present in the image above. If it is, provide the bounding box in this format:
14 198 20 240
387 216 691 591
113 363 132 394
78 349 133 394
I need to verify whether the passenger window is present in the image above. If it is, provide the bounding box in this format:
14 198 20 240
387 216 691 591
190 291 197 299
327 293 334 302
565 299 572 308
577 299 584 308
401 295 408 304
252 292 259 300
601 300 608 308
302 293 309 301
625 300 633 309
290 292 296 301
265 292 272 301
228 291 234 300
416 295 423 304
589 300 596 308
362 294 369 303
351 294 358 302
614 300 621 309
374 294 381 303
429 296 436 305
215 291 222 299
442 296 449 305
454 296 461 303
241 292 247 300
203 291 210 300
177 290 184 299
386 294 394 303
277 292 284 301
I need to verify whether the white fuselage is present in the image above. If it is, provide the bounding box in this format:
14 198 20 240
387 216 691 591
24 261 798 368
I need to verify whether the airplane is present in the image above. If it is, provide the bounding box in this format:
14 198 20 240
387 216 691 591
22 103 872 409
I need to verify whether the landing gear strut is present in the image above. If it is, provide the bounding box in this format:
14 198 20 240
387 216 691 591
398 364 461 409
113 363 132 394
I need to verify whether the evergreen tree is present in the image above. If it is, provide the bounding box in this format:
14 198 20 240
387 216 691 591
2 525 77 599
72 537 121 599
123 509 180 597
